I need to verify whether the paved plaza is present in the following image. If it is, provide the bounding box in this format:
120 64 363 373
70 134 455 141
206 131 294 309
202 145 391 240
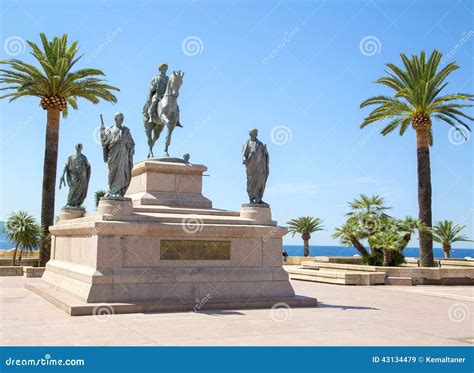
1 276 472 346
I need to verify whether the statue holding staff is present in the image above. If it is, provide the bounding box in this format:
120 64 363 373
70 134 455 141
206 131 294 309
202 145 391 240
59 143 91 208
100 112 135 198
242 128 269 205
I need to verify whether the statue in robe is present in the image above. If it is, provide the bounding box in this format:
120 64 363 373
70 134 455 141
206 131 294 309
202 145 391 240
59 143 91 208
242 129 269 205
100 112 135 198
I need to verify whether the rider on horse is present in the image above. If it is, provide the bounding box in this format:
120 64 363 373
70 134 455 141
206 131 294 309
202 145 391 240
144 63 182 127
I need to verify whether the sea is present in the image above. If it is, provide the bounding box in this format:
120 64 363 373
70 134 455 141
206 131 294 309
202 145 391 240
1 222 472 259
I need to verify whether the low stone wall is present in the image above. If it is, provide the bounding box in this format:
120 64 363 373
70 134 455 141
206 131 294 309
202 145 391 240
23 267 45 278
300 260 474 285
0 266 23 276
0 258 39 267
286 256 364 265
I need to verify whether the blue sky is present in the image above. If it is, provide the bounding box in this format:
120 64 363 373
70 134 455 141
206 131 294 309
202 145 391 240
0 0 472 248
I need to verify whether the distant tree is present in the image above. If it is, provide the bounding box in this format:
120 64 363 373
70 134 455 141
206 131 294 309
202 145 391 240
3 211 40 266
287 217 324 257
433 220 472 259
95 190 107 208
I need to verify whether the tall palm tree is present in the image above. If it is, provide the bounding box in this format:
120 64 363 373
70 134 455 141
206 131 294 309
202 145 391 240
3 211 40 266
287 217 324 257
0 34 119 266
360 50 473 267
432 220 472 259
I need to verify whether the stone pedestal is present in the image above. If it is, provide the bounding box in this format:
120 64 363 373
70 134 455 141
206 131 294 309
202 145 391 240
28 159 317 315
59 207 85 221
240 205 272 222
97 197 133 217
125 160 212 208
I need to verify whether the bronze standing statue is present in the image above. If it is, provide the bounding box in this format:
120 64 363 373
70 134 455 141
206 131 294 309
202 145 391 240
143 63 184 158
59 143 91 207
100 112 135 198
242 129 269 205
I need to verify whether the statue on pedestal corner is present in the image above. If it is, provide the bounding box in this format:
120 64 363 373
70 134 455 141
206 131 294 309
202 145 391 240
242 128 269 205
59 143 91 208
100 112 135 198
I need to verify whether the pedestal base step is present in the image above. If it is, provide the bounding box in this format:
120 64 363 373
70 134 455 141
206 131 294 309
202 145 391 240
26 282 317 316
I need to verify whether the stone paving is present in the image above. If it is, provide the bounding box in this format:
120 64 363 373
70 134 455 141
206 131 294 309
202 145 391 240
1 277 472 346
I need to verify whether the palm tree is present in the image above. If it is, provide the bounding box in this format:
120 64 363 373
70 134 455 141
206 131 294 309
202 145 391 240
0 34 119 266
395 216 429 251
333 221 369 257
287 217 324 257
3 211 40 266
347 194 391 239
370 231 402 266
432 220 472 259
360 50 473 267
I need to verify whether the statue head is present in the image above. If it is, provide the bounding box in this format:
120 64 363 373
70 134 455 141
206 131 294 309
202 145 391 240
249 128 258 140
158 63 168 74
75 143 83 154
114 112 124 127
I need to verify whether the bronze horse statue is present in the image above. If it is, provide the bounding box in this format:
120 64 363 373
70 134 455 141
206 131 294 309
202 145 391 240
143 70 184 158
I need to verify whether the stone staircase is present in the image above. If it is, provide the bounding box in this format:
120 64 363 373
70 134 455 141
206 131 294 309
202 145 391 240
286 261 386 286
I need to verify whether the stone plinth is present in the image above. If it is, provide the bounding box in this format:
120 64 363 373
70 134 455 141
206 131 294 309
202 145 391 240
240 205 272 222
59 207 85 221
98 197 133 217
28 159 316 315
125 160 212 208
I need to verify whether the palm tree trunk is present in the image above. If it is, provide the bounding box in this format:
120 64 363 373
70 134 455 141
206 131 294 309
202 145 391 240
12 247 18 266
399 234 411 252
39 108 60 267
383 249 391 266
443 244 451 259
415 127 434 267
18 248 24 265
303 238 310 257
350 238 369 257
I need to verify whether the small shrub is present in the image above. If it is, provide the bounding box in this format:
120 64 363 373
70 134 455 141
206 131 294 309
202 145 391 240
363 251 405 267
